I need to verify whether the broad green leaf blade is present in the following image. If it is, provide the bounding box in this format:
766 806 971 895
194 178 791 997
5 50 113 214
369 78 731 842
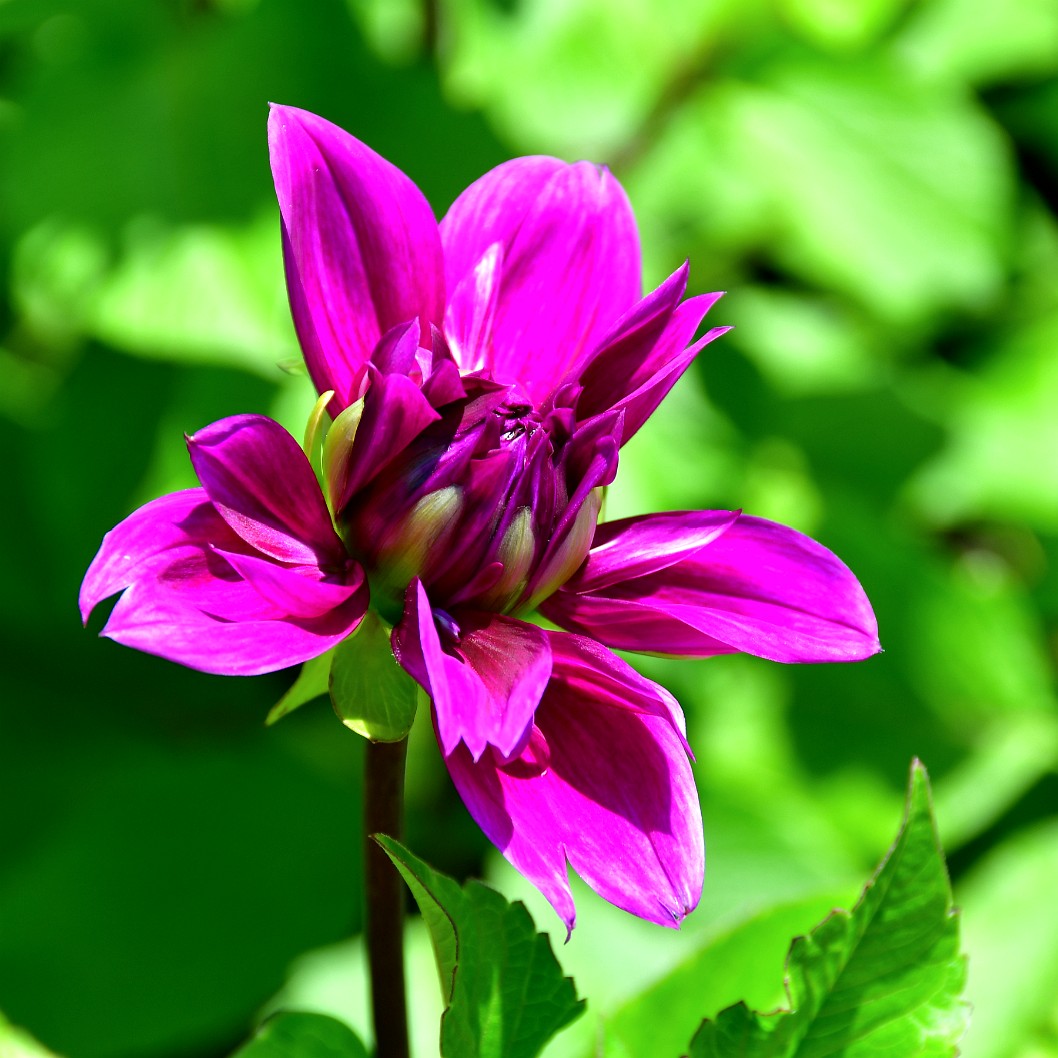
230 1011 368 1058
376 835 463 1002
329 613 418 742
689 761 968 1057
378 837 585 1058
957 820 1058 1058
266 649 334 726
602 890 854 1058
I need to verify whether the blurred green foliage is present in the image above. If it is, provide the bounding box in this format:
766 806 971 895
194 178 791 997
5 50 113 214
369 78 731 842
1 0 1056 1055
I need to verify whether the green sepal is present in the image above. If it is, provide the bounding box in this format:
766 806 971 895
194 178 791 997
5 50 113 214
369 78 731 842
329 611 418 743
303 388 334 472
377 836 585 1058
266 649 334 726
229 1011 368 1058
688 760 968 1057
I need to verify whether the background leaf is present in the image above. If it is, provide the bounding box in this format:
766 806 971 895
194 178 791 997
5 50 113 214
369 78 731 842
379 837 585 1058
230 1011 368 1058
330 613 419 743
689 762 967 1057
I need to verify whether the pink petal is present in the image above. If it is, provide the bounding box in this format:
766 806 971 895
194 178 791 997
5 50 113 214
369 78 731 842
443 242 503 373
329 368 441 513
570 510 741 593
84 496 368 676
269 105 445 411
187 414 344 566
102 577 366 676
392 582 552 761
444 632 702 932
543 515 881 663
80 489 236 623
440 157 641 404
576 278 729 444
214 548 366 620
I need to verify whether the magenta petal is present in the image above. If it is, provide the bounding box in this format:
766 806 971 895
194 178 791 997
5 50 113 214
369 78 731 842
392 582 552 760
269 105 445 410
444 242 502 373
440 157 641 403
545 515 881 663
571 510 740 593
79 489 234 623
444 633 702 932
570 263 690 401
187 414 343 566
214 548 367 620
540 592 737 658
102 579 366 676
331 369 441 511
84 497 367 675
578 283 729 443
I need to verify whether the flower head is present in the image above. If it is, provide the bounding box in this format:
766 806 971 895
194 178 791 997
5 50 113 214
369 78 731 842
81 105 880 933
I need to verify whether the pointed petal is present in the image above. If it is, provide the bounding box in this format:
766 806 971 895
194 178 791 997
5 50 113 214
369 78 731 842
544 515 881 663
569 262 690 397
392 583 551 760
214 549 366 620
80 489 239 622
371 318 422 376
187 415 343 566
577 282 729 443
570 510 740 593
444 242 502 373
523 418 620 609
86 504 367 675
269 105 445 410
440 157 641 403
328 368 441 512
102 573 366 676
444 633 702 932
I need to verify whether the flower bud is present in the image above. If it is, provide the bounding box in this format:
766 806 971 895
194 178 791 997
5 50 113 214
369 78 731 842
369 485 463 620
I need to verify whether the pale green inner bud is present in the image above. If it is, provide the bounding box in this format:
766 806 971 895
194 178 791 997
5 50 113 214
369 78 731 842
374 486 463 605
322 397 365 512
483 506 536 612
522 488 602 613
303 389 335 462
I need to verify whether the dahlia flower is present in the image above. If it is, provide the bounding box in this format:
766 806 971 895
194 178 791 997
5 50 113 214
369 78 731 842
81 105 880 931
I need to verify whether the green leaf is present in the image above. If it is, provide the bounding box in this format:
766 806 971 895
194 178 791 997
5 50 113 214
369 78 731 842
0 1010 63 1057
956 820 1058 1058
377 837 585 1058
267 650 334 726
601 889 854 1058
230 1011 368 1058
689 761 968 1057
329 613 418 743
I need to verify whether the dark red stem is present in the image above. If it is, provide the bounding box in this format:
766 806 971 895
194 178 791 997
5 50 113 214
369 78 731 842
363 737 410 1058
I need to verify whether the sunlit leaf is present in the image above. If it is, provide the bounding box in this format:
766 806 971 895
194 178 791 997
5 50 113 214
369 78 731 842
89 214 296 377
230 1011 367 1058
689 761 967 1057
957 821 1058 1058
378 837 584 1058
267 649 334 726
330 613 418 743
895 0 1058 85
600 890 852 1058
778 0 909 52
0 1011 63 1058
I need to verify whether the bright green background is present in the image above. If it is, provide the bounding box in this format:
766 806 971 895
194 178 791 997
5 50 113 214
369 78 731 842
1 0 1056 1055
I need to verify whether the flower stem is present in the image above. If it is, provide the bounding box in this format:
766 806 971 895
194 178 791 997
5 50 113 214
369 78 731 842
363 736 410 1058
